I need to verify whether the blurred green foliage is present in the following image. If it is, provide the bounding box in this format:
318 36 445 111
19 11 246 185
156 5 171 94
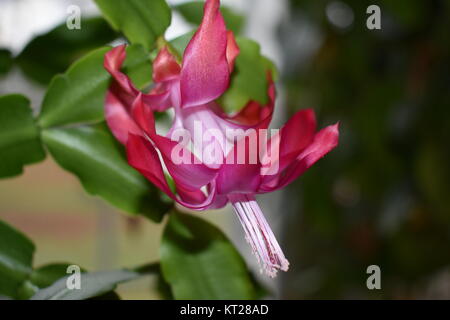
0 49 13 75
281 0 450 299
220 37 269 113
161 211 260 300
0 95 46 178
0 219 35 298
94 0 171 51
0 219 162 300
16 18 118 85
175 1 244 34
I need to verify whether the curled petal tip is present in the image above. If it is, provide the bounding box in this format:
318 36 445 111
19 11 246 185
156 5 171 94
226 30 240 73
326 122 340 145
104 44 127 72
331 121 340 131
153 46 181 83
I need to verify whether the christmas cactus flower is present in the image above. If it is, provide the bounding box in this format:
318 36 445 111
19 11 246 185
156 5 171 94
103 0 339 277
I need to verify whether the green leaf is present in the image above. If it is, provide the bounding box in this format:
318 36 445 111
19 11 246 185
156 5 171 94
220 38 270 113
38 44 152 129
29 263 161 300
42 124 171 221
0 220 35 298
122 44 155 88
135 262 173 299
30 270 139 300
18 263 121 300
38 47 109 128
175 1 244 34
0 94 46 178
262 56 279 81
0 49 13 75
95 0 171 51
16 18 117 85
160 211 257 300
170 31 195 56
37 44 169 220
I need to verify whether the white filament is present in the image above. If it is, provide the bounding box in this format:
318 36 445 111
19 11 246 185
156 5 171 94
229 194 289 278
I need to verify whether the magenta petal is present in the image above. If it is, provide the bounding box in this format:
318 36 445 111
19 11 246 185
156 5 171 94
180 0 230 108
141 90 172 112
262 109 317 178
226 31 240 73
104 45 135 94
207 193 229 209
126 133 217 210
153 134 219 190
216 138 262 194
104 44 126 72
131 93 156 136
105 89 141 145
176 185 208 204
217 162 262 194
259 123 339 192
104 45 172 112
277 109 317 159
180 78 276 149
176 78 276 154
132 94 218 191
153 47 181 83
127 133 174 196
229 101 266 125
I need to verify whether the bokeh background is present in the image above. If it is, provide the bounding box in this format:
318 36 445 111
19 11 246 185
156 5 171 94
1 0 449 299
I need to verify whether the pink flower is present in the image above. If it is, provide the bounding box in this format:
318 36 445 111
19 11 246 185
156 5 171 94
103 0 339 277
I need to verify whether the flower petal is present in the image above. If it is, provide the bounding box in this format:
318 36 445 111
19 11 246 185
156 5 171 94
105 88 141 145
153 134 219 190
216 135 262 194
207 193 229 209
132 94 219 191
104 45 172 112
276 109 317 161
126 133 218 210
153 47 181 83
217 162 262 194
104 45 134 94
180 0 230 108
127 133 173 196
260 109 317 181
226 30 240 73
259 123 339 192
131 93 156 136
141 89 172 112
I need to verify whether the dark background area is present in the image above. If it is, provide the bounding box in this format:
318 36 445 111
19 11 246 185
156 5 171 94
280 0 450 299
